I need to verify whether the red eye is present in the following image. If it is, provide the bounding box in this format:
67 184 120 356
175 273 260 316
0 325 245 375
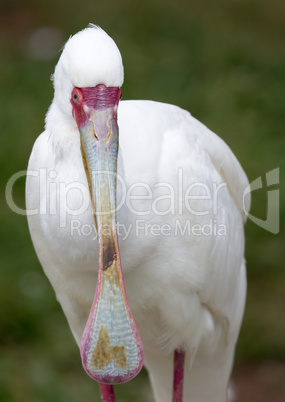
71 88 82 105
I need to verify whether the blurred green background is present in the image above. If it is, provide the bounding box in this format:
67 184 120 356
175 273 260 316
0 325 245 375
0 0 284 401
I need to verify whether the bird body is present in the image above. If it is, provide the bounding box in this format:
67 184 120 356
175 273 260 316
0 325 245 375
26 26 250 402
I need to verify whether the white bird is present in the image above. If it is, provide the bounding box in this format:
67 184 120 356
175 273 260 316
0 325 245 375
26 25 250 402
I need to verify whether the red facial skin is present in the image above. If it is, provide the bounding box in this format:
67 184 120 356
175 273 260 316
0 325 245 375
71 85 122 129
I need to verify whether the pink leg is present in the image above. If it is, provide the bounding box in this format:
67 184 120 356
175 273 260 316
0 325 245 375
172 349 185 402
99 383 116 402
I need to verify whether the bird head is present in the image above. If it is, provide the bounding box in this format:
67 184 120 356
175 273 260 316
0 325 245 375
50 25 144 385
52 25 124 117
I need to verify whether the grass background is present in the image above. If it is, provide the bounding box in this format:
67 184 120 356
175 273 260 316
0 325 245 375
0 0 284 400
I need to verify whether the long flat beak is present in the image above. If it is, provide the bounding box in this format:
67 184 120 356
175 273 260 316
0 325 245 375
78 88 144 384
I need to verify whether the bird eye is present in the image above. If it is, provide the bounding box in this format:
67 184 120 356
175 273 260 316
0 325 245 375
71 88 82 105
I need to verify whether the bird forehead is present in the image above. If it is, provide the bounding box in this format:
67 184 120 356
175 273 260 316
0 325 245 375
56 26 124 88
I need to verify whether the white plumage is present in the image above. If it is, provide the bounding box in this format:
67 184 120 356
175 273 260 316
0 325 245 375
26 26 250 401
